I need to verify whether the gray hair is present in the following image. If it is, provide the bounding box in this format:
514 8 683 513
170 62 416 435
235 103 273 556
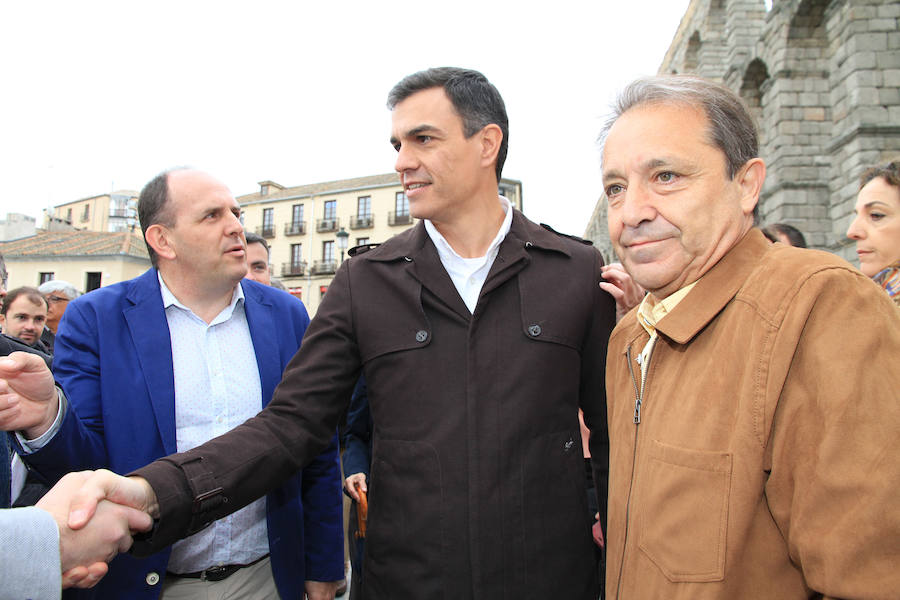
38 280 81 300
600 75 759 179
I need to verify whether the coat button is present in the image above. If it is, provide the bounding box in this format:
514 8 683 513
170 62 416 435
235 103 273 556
527 324 542 337
415 330 428 343
525 241 533 248
146 572 160 586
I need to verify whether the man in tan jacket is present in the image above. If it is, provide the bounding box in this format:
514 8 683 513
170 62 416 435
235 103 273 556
600 75 900 599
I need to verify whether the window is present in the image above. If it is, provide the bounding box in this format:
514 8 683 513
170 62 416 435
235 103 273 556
395 192 409 216
291 243 303 267
356 237 370 246
390 192 411 226
262 208 274 237
39 272 54 284
323 200 336 220
357 196 371 218
81 204 91 222
292 204 304 226
323 241 334 262
66 208 72 223
85 272 102 292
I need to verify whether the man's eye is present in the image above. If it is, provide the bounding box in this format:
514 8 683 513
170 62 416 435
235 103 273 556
417 135 432 144
870 212 885 221
605 184 624 197
392 143 401 152
657 171 677 183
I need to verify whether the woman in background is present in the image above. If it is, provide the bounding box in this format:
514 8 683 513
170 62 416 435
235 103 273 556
847 159 900 306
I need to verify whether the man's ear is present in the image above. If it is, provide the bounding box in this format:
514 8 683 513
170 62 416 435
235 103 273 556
737 158 766 216
145 224 177 262
479 124 503 171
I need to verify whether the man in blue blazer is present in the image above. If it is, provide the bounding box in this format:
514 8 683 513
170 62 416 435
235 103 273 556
9 169 344 599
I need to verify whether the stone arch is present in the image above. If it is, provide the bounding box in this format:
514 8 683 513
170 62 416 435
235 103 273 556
684 31 701 73
788 0 829 45
740 58 771 166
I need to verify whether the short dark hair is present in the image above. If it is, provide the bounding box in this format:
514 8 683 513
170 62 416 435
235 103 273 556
762 223 807 248
2 286 48 315
388 67 509 182
244 231 270 257
138 168 186 267
859 159 900 191
601 75 759 180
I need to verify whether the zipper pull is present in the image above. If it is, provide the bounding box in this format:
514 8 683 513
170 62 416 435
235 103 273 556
633 397 642 424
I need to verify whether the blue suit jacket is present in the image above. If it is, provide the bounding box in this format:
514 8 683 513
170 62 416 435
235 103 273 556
21 269 344 599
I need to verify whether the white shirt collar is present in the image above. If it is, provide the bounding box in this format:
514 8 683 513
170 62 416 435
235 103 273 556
157 271 244 325
424 196 513 262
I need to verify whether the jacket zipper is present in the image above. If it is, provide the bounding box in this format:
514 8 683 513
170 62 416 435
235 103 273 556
616 341 653 599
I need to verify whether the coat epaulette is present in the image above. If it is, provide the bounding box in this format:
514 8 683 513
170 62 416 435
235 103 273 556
348 243 382 257
539 223 593 246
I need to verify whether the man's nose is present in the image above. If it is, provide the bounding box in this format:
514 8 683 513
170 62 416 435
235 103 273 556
394 145 417 174
620 184 656 228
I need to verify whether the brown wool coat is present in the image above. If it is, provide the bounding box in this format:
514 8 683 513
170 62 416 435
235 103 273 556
605 229 900 599
134 210 616 599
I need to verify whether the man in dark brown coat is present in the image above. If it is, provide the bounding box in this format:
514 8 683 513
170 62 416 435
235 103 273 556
10 68 617 599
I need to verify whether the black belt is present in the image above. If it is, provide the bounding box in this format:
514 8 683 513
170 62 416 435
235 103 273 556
168 554 269 582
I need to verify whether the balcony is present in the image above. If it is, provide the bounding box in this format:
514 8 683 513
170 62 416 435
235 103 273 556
317 217 339 233
109 209 133 218
311 260 337 275
349 215 374 230
256 225 276 239
388 211 412 226
284 222 306 236
281 261 307 277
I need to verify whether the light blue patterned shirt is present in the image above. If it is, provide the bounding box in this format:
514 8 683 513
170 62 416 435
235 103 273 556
159 274 269 573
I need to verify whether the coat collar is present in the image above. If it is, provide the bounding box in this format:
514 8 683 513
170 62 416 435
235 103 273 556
655 228 770 345
358 210 573 320
363 209 574 263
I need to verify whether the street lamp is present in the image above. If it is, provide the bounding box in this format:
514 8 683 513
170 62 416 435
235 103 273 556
336 227 349 264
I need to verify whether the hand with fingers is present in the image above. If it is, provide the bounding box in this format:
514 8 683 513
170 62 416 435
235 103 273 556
35 471 153 589
0 351 60 439
599 262 646 323
343 472 367 503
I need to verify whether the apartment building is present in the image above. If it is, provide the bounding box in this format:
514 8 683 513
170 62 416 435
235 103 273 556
238 173 523 315
46 190 139 233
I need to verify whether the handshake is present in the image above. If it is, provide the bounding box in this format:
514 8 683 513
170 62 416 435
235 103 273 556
0 352 159 590
30 469 157 590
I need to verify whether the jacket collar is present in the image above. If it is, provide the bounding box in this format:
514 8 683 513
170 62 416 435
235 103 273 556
655 228 770 345
364 209 573 263
358 210 573 320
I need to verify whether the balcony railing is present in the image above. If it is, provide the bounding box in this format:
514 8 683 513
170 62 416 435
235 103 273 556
311 260 337 275
388 211 412 226
281 261 307 277
316 217 338 233
349 215 374 230
284 222 306 236
109 209 133 218
256 225 276 239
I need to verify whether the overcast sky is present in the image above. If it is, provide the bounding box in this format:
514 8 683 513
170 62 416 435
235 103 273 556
1 1 691 236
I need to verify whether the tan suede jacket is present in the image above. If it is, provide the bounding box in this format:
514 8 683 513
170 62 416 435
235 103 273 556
605 229 900 599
